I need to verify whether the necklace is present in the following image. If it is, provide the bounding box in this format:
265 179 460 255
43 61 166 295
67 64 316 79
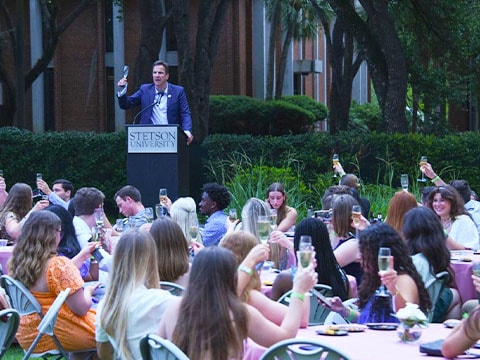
441 217 452 231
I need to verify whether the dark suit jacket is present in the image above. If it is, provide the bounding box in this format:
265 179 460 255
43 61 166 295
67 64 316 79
118 82 192 132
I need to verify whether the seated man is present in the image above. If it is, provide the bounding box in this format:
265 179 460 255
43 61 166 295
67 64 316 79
114 185 149 230
199 183 231 247
37 178 74 210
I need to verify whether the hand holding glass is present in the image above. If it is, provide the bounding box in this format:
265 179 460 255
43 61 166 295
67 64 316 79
94 208 104 228
257 215 271 244
352 205 362 228
145 207 154 223
189 217 199 241
332 154 340 178
377 247 392 296
298 235 313 268
229 208 237 221
418 156 428 182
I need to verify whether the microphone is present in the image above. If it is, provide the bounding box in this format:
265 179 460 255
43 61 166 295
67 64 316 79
132 90 164 124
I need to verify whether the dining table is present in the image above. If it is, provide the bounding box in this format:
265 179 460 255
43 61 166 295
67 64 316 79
244 323 474 360
0 245 14 275
450 250 480 302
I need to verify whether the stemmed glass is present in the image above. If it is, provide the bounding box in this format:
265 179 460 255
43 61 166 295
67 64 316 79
377 247 392 297
332 154 340 178
189 217 199 242
417 156 428 182
352 205 362 237
94 208 104 228
400 174 409 192
159 188 168 216
257 215 271 244
298 235 313 269
269 208 278 230
229 208 237 221
144 207 154 223
155 204 163 219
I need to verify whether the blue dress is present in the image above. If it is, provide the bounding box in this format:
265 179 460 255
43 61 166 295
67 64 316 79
358 294 399 324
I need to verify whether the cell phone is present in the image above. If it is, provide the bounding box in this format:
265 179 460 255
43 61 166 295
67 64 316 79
311 288 333 308
314 210 332 221
91 248 104 262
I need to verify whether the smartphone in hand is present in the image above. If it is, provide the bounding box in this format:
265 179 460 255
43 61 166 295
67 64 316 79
310 288 333 308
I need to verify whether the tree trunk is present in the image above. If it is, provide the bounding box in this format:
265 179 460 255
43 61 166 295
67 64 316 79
274 21 295 100
266 0 282 100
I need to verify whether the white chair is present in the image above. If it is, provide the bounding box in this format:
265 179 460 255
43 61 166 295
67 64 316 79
0 308 20 357
259 338 351 360
425 271 450 322
324 297 359 325
139 333 190 360
160 281 185 296
0 274 70 359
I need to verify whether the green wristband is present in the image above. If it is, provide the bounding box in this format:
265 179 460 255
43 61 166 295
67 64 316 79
431 175 440 183
290 292 305 302
238 264 252 276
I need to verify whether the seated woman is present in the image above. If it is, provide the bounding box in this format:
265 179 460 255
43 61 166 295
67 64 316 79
220 230 309 328
0 183 49 242
328 223 431 323
8 211 99 354
270 217 351 302
149 217 190 287
331 194 364 285
45 204 98 282
384 190 418 234
426 185 479 250
158 246 317 360
402 207 461 321
265 182 297 232
96 229 173 360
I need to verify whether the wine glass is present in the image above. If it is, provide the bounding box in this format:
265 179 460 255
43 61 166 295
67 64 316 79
144 207 154 223
257 215 271 244
352 205 362 237
229 208 237 221
400 174 409 191
159 188 168 202
189 217 199 242
332 154 340 178
417 156 428 182
94 208 104 228
377 247 392 296
115 218 124 233
90 226 100 243
298 235 313 269
155 204 163 219
269 208 277 230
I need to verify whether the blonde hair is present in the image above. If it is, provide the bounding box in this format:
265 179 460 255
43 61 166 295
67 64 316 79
219 231 261 302
99 230 160 360
170 197 201 244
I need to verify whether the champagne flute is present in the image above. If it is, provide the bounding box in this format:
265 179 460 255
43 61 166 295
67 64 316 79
155 204 164 219
298 235 313 269
115 218 124 233
189 217 199 242
269 208 277 230
332 154 340 178
377 247 392 296
257 215 271 244
400 174 409 192
352 204 362 237
94 208 104 228
144 207 154 223
229 208 237 221
159 188 168 202
417 156 428 182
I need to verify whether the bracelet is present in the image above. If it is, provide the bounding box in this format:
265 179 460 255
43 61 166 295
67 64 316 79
290 292 305 301
345 307 356 322
431 175 440 183
238 264 252 276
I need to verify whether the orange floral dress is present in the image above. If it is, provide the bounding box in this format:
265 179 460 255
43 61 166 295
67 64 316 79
16 256 96 352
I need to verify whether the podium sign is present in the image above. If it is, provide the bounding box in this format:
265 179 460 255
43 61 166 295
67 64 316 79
126 125 189 208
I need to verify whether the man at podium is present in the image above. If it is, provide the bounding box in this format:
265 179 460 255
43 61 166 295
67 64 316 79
117 60 194 145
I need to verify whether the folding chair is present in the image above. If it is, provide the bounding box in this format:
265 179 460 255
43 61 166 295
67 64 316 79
425 271 450 322
0 274 70 359
0 308 20 357
277 284 333 325
259 338 351 360
160 281 185 296
140 333 189 360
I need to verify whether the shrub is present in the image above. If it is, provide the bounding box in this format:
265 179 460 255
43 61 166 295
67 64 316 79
281 95 328 122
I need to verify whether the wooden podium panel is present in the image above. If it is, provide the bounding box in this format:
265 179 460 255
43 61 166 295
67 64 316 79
126 125 189 208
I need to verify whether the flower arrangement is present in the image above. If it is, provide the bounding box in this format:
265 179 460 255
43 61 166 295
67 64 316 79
395 303 428 342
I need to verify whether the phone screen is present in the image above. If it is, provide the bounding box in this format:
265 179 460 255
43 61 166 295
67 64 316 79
311 288 333 308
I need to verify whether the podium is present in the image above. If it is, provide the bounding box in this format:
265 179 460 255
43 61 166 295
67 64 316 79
126 125 189 208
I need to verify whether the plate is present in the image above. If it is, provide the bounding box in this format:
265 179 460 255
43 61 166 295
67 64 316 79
316 329 348 336
443 319 461 328
262 281 273 286
326 324 367 333
365 323 399 330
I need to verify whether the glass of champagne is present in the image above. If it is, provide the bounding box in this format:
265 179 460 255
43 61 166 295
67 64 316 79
298 235 313 269
418 156 428 182
189 217 199 242
115 218 124 233
155 204 163 219
352 205 362 236
159 188 168 202
377 247 392 296
94 208 104 228
145 207 154 223
332 154 340 178
257 215 271 244
269 208 277 230
400 174 409 192
229 208 237 221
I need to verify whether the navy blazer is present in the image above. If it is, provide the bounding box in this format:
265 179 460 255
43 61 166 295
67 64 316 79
118 82 192 132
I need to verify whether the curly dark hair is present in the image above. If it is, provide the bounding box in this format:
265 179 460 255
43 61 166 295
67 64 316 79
202 183 231 210
426 185 468 221
357 222 431 314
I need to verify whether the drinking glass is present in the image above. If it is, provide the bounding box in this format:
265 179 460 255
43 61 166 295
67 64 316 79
94 208 104 228
257 215 271 244
36 173 42 181
229 208 237 221
269 208 278 230
473 261 480 302
155 204 164 219
298 235 313 269
400 174 409 192
377 247 392 296
332 154 340 178
90 227 100 242
352 205 362 235
189 217 199 242
418 156 428 182
115 218 124 233
145 207 154 223
159 188 168 202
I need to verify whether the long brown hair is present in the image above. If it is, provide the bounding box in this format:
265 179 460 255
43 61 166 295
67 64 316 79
172 247 248 360
0 183 33 225
266 182 288 224
385 190 418 234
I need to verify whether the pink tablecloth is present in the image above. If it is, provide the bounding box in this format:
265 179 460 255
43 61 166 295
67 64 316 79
450 253 480 302
244 323 467 360
0 246 13 275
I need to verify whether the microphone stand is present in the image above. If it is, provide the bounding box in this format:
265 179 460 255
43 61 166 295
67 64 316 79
132 92 164 124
